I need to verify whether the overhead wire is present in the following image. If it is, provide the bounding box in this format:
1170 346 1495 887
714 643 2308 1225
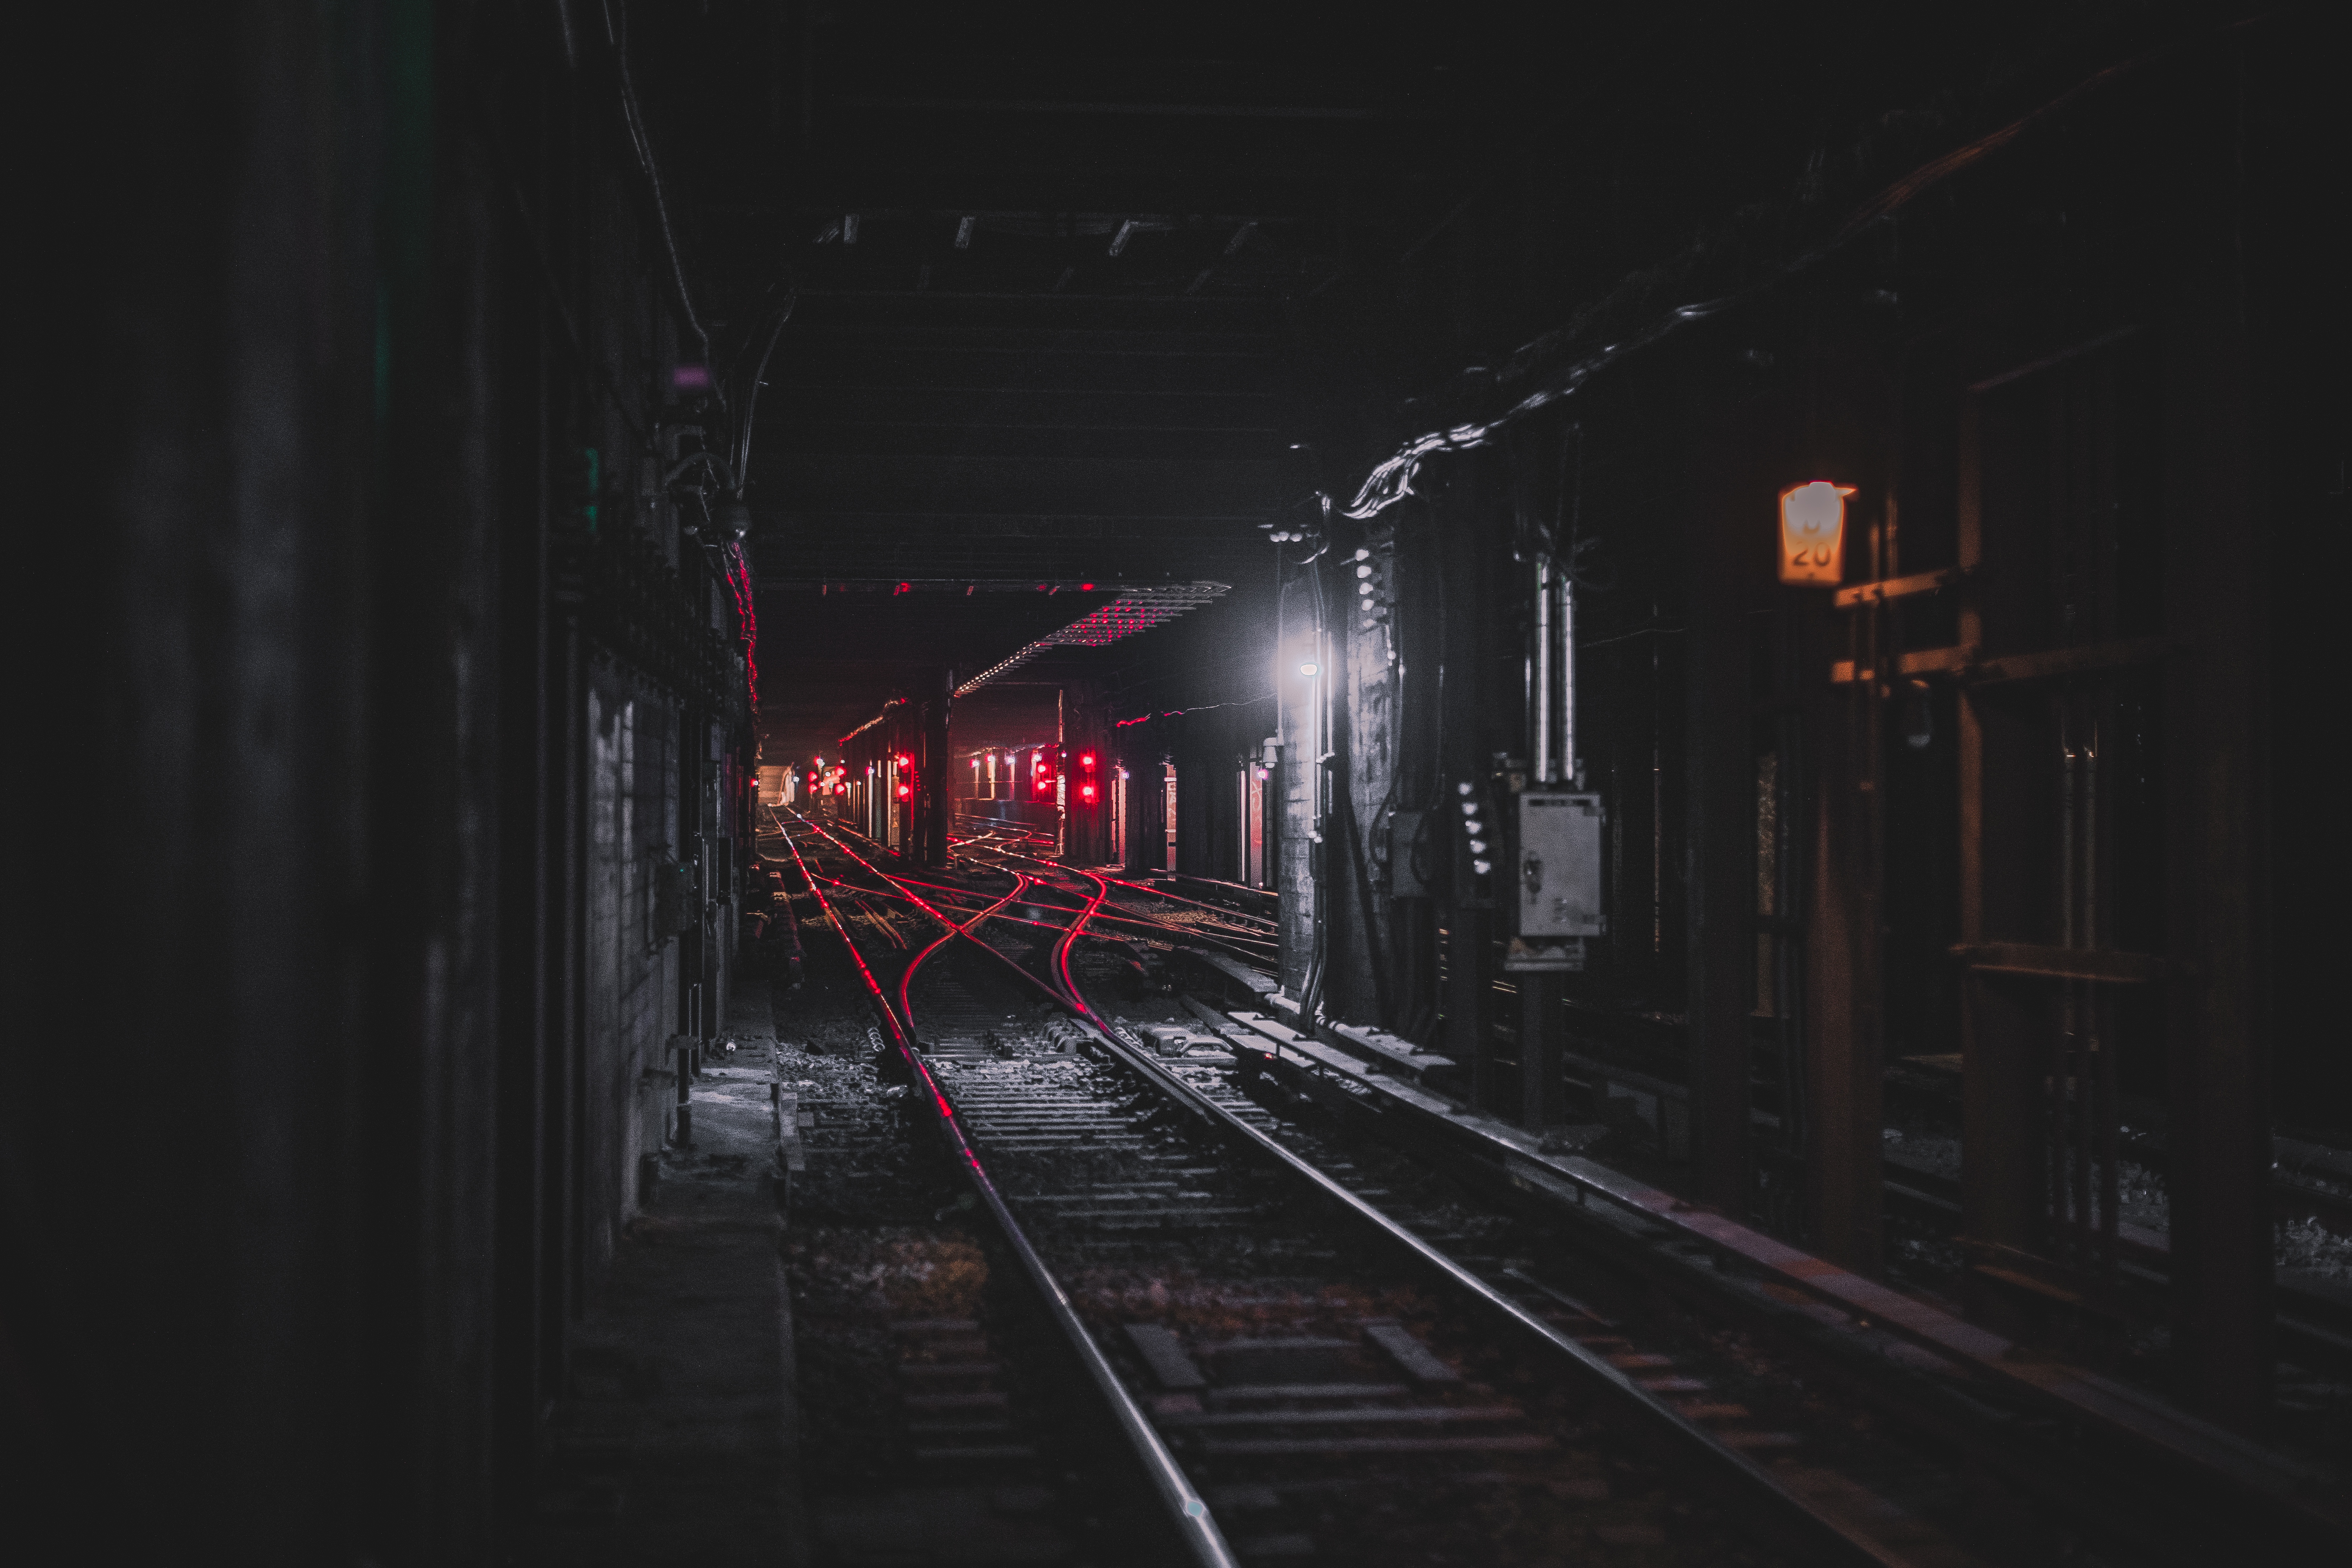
602 0 720 400
732 292 795 493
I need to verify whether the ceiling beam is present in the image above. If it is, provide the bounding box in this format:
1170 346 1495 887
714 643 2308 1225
831 95 1429 121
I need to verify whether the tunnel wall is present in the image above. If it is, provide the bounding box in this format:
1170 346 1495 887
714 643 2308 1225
14 6 759 1559
1224 15 2336 1430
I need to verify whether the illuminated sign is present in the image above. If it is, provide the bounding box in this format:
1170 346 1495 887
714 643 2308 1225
1778 482 1853 586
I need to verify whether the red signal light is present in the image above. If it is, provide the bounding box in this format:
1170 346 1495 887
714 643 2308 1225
1081 785 1097 800
1080 753 1096 767
897 784 911 799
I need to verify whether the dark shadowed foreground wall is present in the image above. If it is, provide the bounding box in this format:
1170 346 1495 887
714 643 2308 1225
10 5 502 1557
8 5 758 1560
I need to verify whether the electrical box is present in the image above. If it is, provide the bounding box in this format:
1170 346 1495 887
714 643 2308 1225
1516 792 1604 938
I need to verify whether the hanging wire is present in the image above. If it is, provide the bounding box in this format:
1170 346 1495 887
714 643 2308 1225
603 0 722 408
731 290 796 495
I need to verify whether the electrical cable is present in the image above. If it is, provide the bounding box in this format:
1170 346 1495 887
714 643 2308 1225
603 0 721 405
477 124 647 447
663 449 737 493
732 292 795 493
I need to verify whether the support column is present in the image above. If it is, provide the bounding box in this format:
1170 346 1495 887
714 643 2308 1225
2162 215 2270 1430
1685 492 1753 1215
1449 908 1498 1111
1806 630 1882 1270
923 669 951 868
1122 736 1159 874
1061 679 1110 864
1956 397 2048 1293
1434 463 1507 1112
1519 970 1562 1130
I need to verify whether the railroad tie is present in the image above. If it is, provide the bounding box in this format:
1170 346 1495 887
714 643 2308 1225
1359 1320 1461 1385
1123 1323 1208 1390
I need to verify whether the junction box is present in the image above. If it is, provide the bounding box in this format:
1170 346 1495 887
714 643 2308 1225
1513 792 1605 968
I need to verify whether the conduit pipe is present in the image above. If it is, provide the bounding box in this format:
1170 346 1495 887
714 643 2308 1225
1559 565 1578 787
1530 557 1578 787
1533 558 1556 785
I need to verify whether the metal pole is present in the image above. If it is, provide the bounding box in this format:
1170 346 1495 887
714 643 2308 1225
1558 570 1577 788
1533 558 1556 785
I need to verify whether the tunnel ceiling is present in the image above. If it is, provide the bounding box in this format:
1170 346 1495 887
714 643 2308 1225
718 20 1477 583
625 2 1493 759
636 2 1926 760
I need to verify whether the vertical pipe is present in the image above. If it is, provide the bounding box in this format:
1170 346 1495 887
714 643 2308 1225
2080 717 2100 1262
676 985 694 1147
1533 559 1556 785
2088 720 2116 1268
1558 570 1576 787
2058 716 2077 1253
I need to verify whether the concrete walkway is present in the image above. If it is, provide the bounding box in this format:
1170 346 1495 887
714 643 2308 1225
523 980 804 1566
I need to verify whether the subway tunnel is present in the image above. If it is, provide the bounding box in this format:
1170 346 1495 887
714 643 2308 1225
11 3 2349 1563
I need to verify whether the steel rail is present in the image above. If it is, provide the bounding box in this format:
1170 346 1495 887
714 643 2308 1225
1048 964 1912 1566
961 841 1281 931
774 817 1238 1568
952 841 1281 960
1050 866 1114 1023
789 823 1101 1018
814 823 1289 968
812 864 1276 953
899 873 1030 1038
789 813 2326 1562
793 814 1900 1561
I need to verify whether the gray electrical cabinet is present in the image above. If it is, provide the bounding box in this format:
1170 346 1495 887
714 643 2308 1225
1516 792 1605 938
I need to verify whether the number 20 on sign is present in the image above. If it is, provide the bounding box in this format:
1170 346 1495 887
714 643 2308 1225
1778 481 1854 586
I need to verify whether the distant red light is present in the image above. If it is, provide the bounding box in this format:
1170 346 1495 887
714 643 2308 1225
897 785 911 799
1080 753 1095 767
1081 785 1096 800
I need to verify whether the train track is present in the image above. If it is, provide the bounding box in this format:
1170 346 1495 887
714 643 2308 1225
768 810 2333 1566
